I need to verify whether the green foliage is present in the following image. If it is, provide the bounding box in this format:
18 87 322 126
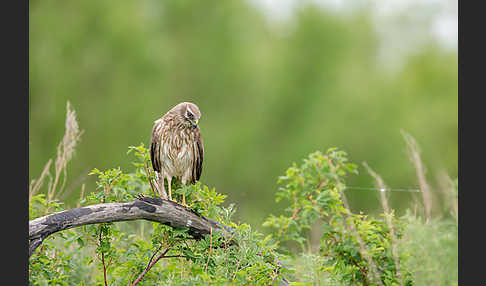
30 194 65 220
265 149 357 248
29 145 457 285
29 234 73 286
30 144 284 285
263 149 413 285
264 150 457 285
398 212 458 286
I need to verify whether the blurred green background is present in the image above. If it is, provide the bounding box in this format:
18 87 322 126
29 0 457 229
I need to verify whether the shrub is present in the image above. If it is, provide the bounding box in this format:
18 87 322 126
29 145 457 285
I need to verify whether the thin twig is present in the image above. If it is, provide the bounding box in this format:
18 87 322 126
231 259 242 281
144 161 157 197
132 247 173 286
161 255 186 258
99 227 108 286
148 245 164 269
205 227 213 273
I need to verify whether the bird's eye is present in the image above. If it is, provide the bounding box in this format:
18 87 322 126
186 112 194 119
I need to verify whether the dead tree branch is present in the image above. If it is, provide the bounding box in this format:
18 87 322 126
29 196 229 258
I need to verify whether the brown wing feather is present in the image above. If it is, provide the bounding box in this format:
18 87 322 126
150 121 162 172
193 131 204 183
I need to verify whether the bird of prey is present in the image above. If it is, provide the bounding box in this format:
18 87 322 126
150 102 204 206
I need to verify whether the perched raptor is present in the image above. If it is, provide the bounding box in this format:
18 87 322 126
150 102 204 206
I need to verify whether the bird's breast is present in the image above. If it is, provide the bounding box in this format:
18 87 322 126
160 128 196 177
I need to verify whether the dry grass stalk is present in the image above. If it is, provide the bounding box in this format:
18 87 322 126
436 170 458 223
60 170 90 201
29 101 83 213
77 183 86 208
410 192 421 217
401 130 432 223
29 159 53 202
339 186 384 286
48 101 83 202
362 162 404 286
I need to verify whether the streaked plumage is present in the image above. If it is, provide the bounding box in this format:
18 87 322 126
150 102 204 205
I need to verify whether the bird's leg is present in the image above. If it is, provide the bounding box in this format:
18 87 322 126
156 172 168 200
182 192 187 207
181 177 188 207
167 176 174 202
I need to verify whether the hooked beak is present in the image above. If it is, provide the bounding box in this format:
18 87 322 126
193 120 199 127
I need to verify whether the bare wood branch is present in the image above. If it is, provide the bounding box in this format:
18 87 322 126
29 196 229 258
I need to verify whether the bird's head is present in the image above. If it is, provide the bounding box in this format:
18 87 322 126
176 102 201 128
